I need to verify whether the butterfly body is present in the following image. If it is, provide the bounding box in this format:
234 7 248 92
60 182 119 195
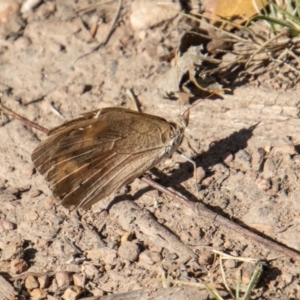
32 107 188 209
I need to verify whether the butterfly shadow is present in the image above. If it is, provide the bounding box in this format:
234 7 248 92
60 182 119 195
134 123 258 211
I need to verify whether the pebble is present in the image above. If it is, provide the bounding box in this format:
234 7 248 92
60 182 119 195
201 176 214 186
139 250 161 266
86 248 117 265
29 288 46 298
38 274 50 289
22 163 35 177
10 258 28 274
27 212 39 221
194 166 206 182
55 271 71 288
118 241 140 262
2 239 24 260
73 273 84 287
21 0 42 13
198 252 214 265
62 286 82 300
222 152 234 163
28 188 41 198
224 259 236 269
255 177 271 191
130 1 180 31
0 1 20 23
25 275 39 290
262 157 276 179
83 263 99 278
2 220 16 230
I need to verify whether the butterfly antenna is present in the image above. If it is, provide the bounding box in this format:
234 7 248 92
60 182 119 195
182 88 231 116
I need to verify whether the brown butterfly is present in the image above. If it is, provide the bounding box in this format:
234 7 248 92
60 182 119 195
31 107 189 210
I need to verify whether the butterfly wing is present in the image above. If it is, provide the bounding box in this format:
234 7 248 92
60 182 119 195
32 108 179 209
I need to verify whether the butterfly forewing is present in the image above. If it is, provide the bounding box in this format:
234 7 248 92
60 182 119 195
32 108 186 209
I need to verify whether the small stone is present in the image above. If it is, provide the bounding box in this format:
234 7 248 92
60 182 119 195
130 1 180 30
37 274 50 289
10 258 28 274
201 176 214 186
28 188 41 198
219 197 229 209
25 275 39 290
22 163 34 177
198 252 214 265
0 2 20 23
83 263 99 278
118 241 140 262
282 272 293 285
262 157 276 179
27 212 39 221
212 236 224 248
62 286 82 300
55 271 71 288
21 0 42 12
236 150 251 162
73 273 84 287
29 288 46 298
222 152 234 163
14 36 31 50
255 177 271 191
224 259 236 269
0 260 10 273
92 288 104 296
189 227 202 240
139 250 161 266
86 247 117 265
194 167 206 182
2 220 16 230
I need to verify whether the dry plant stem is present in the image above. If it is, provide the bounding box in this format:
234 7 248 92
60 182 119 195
245 31 287 67
75 0 123 62
0 103 48 134
141 177 300 261
1 104 300 261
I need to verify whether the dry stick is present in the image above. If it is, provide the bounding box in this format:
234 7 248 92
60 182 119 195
141 179 300 261
1 104 300 261
0 103 48 134
75 0 123 62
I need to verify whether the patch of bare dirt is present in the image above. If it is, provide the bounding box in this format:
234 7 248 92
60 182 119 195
0 0 300 299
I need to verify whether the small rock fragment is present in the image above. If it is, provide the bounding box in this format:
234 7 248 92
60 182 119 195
130 1 180 31
10 258 28 274
38 274 50 289
118 241 140 262
2 220 16 230
83 263 99 278
29 288 46 298
194 167 206 182
55 271 71 288
25 275 39 290
139 250 161 266
224 259 236 269
255 177 271 191
222 152 234 164
86 247 117 265
1 238 24 260
62 286 82 300
198 252 214 265
73 273 84 287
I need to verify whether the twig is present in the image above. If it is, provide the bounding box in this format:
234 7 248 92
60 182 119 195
245 30 287 67
141 177 300 261
75 0 123 62
0 103 48 134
